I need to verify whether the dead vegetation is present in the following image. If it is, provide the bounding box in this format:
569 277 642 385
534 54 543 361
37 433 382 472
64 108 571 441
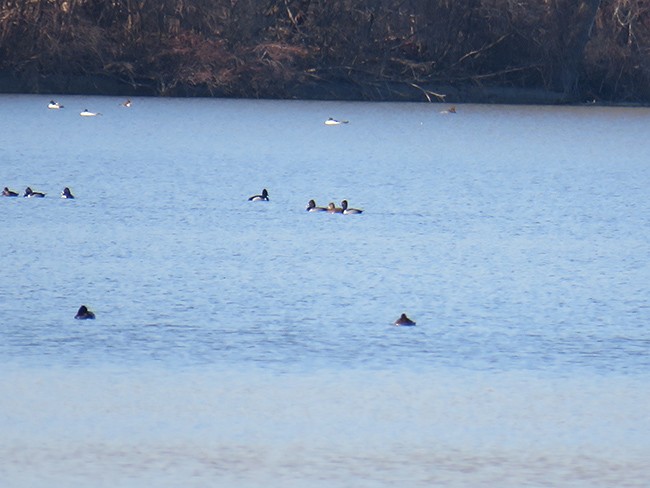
1 0 649 102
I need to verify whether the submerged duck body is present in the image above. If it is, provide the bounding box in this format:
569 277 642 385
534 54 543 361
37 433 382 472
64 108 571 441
23 187 46 198
48 100 64 109
306 199 327 212
394 313 416 326
61 187 75 199
2 187 18 197
341 200 363 214
248 189 269 201
75 305 95 320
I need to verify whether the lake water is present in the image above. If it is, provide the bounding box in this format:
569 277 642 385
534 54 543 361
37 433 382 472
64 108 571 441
1 94 649 486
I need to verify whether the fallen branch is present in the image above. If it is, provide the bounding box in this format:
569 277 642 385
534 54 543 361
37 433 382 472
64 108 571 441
407 82 446 102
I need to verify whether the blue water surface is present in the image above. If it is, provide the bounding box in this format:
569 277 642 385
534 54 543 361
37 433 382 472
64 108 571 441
1 95 649 486
1 95 648 375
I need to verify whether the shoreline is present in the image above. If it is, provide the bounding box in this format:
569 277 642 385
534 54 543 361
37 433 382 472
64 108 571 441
1 72 646 106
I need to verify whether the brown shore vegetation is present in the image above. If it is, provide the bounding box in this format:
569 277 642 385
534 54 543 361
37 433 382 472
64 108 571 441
1 0 650 103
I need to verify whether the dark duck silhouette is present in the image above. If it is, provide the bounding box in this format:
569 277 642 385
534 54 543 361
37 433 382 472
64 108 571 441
75 305 96 320
394 313 416 326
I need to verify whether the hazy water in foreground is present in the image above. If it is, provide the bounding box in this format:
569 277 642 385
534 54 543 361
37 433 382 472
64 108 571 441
1 94 649 486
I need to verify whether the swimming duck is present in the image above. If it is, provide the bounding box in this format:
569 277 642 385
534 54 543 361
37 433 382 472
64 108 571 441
324 117 349 125
61 187 75 199
248 189 269 201
80 109 101 117
327 202 343 213
440 106 456 114
2 187 18 197
121 99 132 107
394 313 416 326
306 199 327 212
341 200 363 214
75 305 95 320
23 187 46 198
48 100 64 109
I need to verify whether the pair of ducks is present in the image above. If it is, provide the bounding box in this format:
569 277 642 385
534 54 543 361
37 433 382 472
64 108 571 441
48 101 101 116
3 186 47 198
49 99 130 113
73 304 412 326
3 187 74 198
306 200 363 214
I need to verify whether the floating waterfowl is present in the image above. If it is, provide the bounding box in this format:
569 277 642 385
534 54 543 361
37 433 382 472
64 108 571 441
80 109 101 117
324 117 349 125
61 187 75 199
23 187 46 198
306 199 327 212
440 106 456 114
121 99 132 107
48 100 64 109
341 200 363 214
327 202 343 213
248 189 269 201
394 313 416 326
75 305 95 320
2 187 18 197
